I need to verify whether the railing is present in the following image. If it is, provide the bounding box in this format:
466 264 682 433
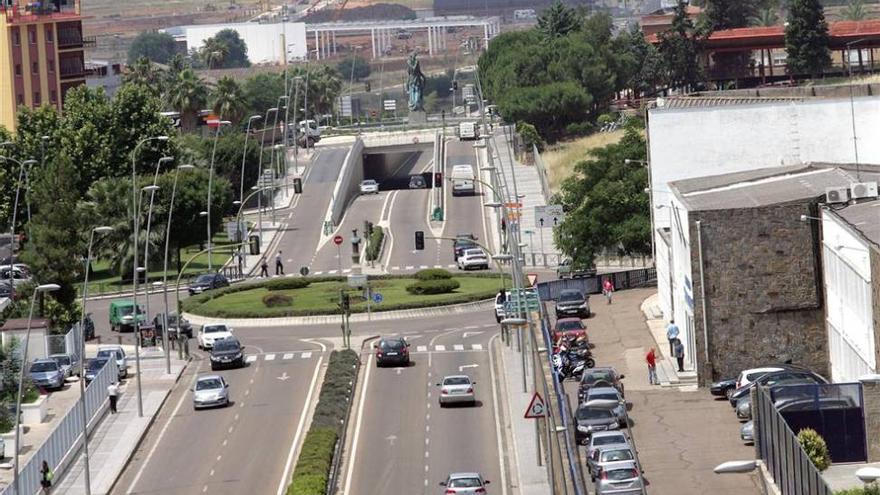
1 359 118 495
754 385 833 495
522 252 651 269
532 144 552 204
57 29 83 49
536 267 657 301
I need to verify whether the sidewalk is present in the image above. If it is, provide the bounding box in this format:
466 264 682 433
640 293 698 387
52 356 186 495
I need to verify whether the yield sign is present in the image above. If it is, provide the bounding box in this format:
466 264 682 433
524 392 546 419
526 273 538 287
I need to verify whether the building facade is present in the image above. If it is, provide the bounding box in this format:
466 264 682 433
0 0 88 131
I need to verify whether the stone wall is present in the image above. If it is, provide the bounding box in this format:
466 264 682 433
689 202 828 385
861 378 880 462
870 248 880 372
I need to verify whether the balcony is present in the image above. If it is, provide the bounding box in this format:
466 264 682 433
59 59 84 79
1 3 81 24
58 28 83 49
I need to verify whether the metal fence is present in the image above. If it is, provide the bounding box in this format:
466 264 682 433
531 144 553 204
754 385 833 495
521 252 652 270
537 268 657 301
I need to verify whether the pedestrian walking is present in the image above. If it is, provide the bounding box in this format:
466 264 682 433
666 320 679 357
673 338 685 372
602 278 614 304
645 347 658 385
275 250 285 275
235 250 244 277
107 381 119 414
259 258 269 277
40 460 53 493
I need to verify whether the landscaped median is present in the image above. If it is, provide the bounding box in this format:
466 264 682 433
286 349 359 495
181 270 507 318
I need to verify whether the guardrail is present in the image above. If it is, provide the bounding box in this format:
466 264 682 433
537 267 657 301
532 144 552 204
1 359 118 495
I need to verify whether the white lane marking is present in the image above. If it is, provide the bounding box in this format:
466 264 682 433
328 270 338 274
342 353 374 494
488 333 509 495
464 325 479 330
276 339 327 495
301 351 312 359
246 355 257 363
405 265 414 270
391 266 400 271
447 264 456 268
435 345 446 352
343 269 351 274
434 265 442 268
417 345 427 352
472 344 483 351
264 353 276 361
453 344 464 351
283 353 294 360
126 361 203 494
314 271 324 275
420 265 428 269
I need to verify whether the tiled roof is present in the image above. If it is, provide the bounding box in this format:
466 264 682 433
655 96 807 109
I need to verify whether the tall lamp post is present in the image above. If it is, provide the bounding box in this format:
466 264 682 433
131 135 169 419
240 115 262 203
140 184 161 338
846 38 869 180
13 283 60 495
257 107 279 242
624 158 652 265
270 96 288 202
77 226 112 495
290 76 303 175
0 156 37 300
161 164 194 374
207 120 232 271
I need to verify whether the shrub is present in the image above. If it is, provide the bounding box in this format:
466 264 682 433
414 268 453 281
365 226 384 262
406 279 460 295
837 486 880 495
565 121 594 136
265 278 311 291
798 428 831 472
262 293 293 308
286 427 337 495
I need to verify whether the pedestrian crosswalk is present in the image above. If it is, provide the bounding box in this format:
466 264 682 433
412 344 486 353
243 351 319 363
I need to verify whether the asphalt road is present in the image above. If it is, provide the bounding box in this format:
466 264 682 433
113 337 328 495
380 152 439 271
442 139 493 265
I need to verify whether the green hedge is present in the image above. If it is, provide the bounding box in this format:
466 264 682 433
286 350 359 495
406 278 461 295
837 487 880 495
414 268 453 280
365 226 384 262
262 293 293 307
265 278 312 291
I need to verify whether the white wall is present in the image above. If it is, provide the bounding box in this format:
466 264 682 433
180 22 308 64
822 209 875 382
669 196 696 370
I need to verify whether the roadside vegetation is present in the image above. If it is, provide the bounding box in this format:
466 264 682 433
542 130 626 192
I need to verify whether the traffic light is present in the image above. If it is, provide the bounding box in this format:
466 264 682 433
365 81 371 93
293 177 302 194
415 230 425 250
452 81 459 91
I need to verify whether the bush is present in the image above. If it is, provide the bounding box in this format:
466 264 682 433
406 279 461 295
837 486 880 495
798 428 831 472
365 226 384 262
265 278 311 291
286 427 337 495
262 293 293 308
414 268 453 281
565 121 594 137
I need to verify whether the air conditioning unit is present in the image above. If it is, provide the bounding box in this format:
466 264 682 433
850 182 879 200
825 187 849 204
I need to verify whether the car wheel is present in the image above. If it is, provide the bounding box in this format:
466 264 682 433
725 388 734 400
495 315 502 323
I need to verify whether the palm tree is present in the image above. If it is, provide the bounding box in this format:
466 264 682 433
123 57 164 95
201 38 229 70
167 68 209 131
211 76 247 125
750 7 780 27
839 0 867 21
307 66 343 118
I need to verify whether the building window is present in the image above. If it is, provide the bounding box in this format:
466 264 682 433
45 27 53 43
48 60 54 73
32 62 39 75
14 64 21 77
50 90 57 104
16 94 24 105
28 29 36 44
12 30 20 46
33 92 41 105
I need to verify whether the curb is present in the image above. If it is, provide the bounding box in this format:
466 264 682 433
182 298 495 328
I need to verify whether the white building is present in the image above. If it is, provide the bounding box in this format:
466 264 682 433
163 22 308 65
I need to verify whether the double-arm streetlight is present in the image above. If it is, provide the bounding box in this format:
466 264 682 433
142 156 173 321
13 283 60 495
257 107 280 238
270 96 288 197
77 226 112 495
207 120 232 271
0 156 37 299
239 115 263 203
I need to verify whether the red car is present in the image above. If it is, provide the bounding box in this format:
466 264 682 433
552 317 587 342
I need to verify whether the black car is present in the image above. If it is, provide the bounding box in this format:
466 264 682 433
0 281 13 298
453 234 478 260
210 338 246 370
555 289 590 318
188 273 230 295
728 369 828 406
153 312 193 338
375 337 410 367
579 367 625 402
84 358 110 384
710 378 737 399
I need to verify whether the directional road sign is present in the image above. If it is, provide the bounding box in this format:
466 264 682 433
383 99 397 111
373 292 383 304
535 204 565 228
524 392 546 419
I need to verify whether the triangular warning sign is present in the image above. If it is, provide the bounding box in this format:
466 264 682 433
524 392 546 419
526 273 538 287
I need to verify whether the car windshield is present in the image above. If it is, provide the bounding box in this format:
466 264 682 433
605 468 637 481
591 391 620 402
213 340 239 351
594 435 626 446
380 339 404 350
204 325 228 334
444 377 470 386
602 449 634 462
96 350 121 360
584 371 615 384
88 359 108 371
196 379 223 391
52 356 71 366
557 321 584 331
119 305 142 316
746 370 778 382
465 249 485 257
560 291 583 302
577 407 614 421
448 478 482 488
362 180 377 186
31 361 58 372
195 274 215 283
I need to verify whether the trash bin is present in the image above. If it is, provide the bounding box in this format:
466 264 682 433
249 235 260 255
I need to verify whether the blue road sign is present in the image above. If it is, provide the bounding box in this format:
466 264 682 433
373 292 383 304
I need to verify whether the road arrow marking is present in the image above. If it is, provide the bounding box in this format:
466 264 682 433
396 368 403 375
462 331 484 338
386 434 397 446
277 372 291 381
459 364 479 372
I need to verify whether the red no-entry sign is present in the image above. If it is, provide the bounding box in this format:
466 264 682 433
333 235 344 246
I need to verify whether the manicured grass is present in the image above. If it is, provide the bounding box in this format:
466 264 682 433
191 275 503 318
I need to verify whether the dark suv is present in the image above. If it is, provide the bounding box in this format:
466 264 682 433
153 312 193 338
453 233 478 260
210 338 246 370
375 337 411 367
555 289 590 318
188 273 230 295
579 367 625 402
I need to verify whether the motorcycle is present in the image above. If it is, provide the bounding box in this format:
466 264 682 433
553 349 595 381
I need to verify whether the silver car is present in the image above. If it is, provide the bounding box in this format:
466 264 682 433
439 472 490 494
49 353 80 379
29 359 64 390
586 431 630 461
192 375 230 410
587 444 637 481
438 375 476 407
741 420 754 443
584 387 627 426
594 459 644 494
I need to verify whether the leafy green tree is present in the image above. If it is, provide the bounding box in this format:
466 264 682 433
337 56 371 82
123 57 165 95
109 83 177 177
699 0 761 77
658 1 704 91
839 0 867 21
554 122 649 267
785 0 831 78
211 29 251 69
537 1 580 39
615 26 665 97
13 105 60 175
497 82 592 141
57 85 114 195
212 76 248 125
516 121 545 152
167 68 209 131
243 72 286 118
127 31 179 65
0 126 18 230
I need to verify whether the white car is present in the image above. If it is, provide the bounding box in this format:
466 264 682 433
735 366 785 390
197 324 234 350
438 375 476 406
96 345 128 379
457 248 489 270
359 179 379 194
440 472 491 493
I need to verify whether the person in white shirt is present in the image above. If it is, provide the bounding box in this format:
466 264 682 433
107 381 119 414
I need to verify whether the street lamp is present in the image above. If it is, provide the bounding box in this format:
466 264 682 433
161 164 195 374
77 226 112 495
290 75 304 174
584 398 647 495
139 184 161 350
846 38 869 180
269 97 288 198
207 120 232 272
13 283 60 495
240 115 262 203
0 157 37 299
257 107 280 240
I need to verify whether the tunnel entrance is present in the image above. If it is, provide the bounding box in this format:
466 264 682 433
363 150 440 191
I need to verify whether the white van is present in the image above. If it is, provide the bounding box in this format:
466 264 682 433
458 121 479 141
451 164 476 196
514 9 536 20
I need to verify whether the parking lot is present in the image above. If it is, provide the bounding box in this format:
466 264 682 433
555 288 761 494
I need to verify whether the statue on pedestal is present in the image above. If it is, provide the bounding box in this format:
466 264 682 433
405 53 426 112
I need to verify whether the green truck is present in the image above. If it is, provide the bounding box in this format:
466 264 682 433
108 300 146 333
